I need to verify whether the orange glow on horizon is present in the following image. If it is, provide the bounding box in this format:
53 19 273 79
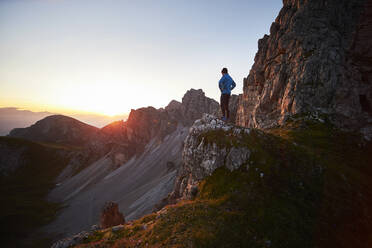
0 101 128 118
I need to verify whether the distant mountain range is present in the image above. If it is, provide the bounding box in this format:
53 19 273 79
0 107 128 136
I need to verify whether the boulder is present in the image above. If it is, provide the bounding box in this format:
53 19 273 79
100 202 125 229
168 114 251 201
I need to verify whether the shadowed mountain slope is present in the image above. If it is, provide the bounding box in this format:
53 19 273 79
0 137 74 247
8 115 100 147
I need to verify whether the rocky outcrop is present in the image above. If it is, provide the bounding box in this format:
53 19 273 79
167 114 251 201
178 89 220 126
125 107 178 144
87 106 179 168
81 89 219 173
8 115 100 146
163 89 238 125
100 202 125 229
236 0 372 139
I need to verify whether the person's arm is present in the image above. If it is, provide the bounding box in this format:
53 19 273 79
219 76 225 91
231 79 236 90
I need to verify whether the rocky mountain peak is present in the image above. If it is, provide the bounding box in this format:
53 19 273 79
165 100 182 112
125 106 178 144
101 120 125 134
236 0 372 139
180 88 220 125
8 114 99 146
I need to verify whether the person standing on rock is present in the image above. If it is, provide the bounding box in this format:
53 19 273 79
219 67 236 121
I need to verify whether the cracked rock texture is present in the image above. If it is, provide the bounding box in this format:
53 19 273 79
169 114 251 201
236 0 372 139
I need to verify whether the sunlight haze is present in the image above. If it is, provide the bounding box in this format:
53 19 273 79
0 0 282 116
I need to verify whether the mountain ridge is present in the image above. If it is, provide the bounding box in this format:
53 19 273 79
9 115 100 147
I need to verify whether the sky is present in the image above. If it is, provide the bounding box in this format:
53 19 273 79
0 0 283 116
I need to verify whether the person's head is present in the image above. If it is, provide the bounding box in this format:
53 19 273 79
221 67 228 74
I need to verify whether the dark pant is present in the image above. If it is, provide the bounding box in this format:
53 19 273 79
220 94 230 119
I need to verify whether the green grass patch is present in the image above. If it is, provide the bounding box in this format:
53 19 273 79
83 231 105 243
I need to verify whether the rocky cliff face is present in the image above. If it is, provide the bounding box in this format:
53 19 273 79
86 106 179 171
83 89 219 171
164 88 241 124
236 0 372 139
178 89 220 126
166 114 252 202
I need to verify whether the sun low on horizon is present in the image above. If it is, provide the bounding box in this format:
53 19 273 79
0 0 282 117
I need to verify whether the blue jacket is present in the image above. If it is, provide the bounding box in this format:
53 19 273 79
219 73 236 95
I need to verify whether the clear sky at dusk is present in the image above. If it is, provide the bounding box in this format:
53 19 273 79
0 0 283 116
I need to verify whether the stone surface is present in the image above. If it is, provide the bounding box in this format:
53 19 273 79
236 0 372 139
111 224 124 232
100 202 125 229
170 89 240 125
90 224 100 231
51 230 91 248
180 89 220 126
167 114 251 201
